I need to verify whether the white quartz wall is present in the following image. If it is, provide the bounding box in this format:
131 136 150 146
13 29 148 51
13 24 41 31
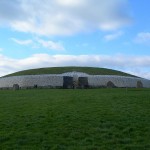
0 74 150 88
88 75 150 88
0 75 63 88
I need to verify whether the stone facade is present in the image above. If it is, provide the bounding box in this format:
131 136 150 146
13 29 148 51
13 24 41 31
0 75 63 89
88 75 150 88
0 72 150 89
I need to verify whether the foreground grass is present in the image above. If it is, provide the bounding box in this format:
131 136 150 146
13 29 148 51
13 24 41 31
0 89 150 150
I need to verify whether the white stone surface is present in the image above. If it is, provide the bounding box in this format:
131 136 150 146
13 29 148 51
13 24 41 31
0 75 63 88
0 72 150 88
61 71 89 77
88 75 150 88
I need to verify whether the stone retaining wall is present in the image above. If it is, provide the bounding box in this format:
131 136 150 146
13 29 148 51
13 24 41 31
0 74 150 89
88 75 150 88
0 75 63 89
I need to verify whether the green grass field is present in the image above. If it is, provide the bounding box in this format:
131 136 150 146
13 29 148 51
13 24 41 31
0 89 150 150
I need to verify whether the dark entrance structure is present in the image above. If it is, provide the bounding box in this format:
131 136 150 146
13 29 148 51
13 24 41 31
137 81 143 88
78 77 88 88
63 76 73 89
13 84 19 90
107 81 116 88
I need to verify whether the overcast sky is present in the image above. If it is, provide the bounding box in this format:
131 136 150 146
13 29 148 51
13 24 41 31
0 0 150 79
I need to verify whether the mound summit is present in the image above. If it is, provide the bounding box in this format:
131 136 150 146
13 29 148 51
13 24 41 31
4 67 136 77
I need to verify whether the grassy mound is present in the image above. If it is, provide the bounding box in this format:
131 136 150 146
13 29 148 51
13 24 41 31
4 66 137 77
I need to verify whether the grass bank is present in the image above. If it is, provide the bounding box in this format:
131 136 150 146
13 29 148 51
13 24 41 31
4 67 136 77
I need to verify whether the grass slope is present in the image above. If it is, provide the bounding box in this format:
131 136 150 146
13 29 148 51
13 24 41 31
4 67 137 77
0 89 150 149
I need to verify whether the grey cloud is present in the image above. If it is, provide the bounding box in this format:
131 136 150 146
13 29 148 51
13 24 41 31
0 0 26 22
0 0 131 35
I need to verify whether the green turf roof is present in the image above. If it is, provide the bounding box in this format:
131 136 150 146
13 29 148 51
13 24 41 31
4 66 137 77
